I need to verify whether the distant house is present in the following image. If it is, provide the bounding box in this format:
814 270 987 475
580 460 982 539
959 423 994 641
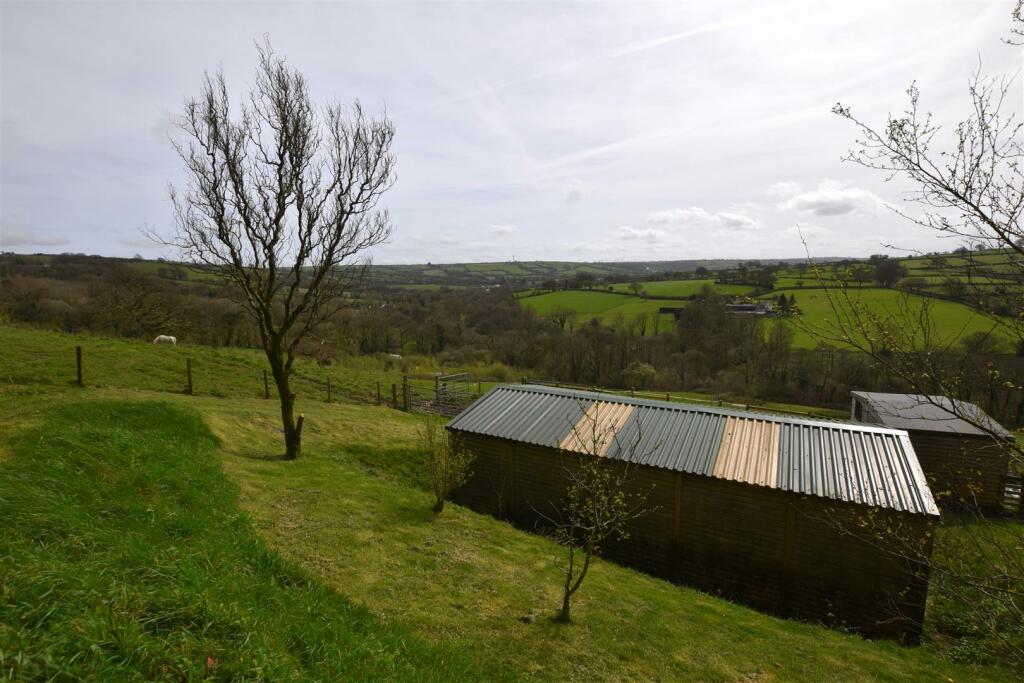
850 391 1012 511
725 301 774 316
449 385 938 642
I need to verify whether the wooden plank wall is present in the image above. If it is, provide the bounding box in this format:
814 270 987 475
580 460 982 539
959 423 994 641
908 430 1010 511
452 432 935 642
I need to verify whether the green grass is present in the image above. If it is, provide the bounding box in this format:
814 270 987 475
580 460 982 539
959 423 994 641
608 279 754 297
763 288 1007 350
0 326 1019 680
0 325 503 409
519 290 689 326
0 399 483 680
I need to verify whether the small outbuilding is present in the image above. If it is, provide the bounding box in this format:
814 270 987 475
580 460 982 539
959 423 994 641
850 391 1012 512
448 385 939 642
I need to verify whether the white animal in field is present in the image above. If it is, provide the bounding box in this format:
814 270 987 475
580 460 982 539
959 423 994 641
153 335 177 345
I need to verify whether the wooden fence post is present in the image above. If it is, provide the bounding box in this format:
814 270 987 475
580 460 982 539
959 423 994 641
326 377 332 403
477 381 481 396
186 358 193 395
263 369 270 399
666 393 671 402
402 375 411 412
630 387 635 398
391 383 398 409
376 381 382 405
75 346 83 387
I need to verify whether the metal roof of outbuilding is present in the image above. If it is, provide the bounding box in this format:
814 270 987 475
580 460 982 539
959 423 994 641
850 391 1012 439
448 384 939 517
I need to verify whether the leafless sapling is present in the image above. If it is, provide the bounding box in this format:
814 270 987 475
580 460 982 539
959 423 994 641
421 415 475 513
538 402 652 624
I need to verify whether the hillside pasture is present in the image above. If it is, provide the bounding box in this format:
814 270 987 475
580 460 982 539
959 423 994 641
607 279 754 297
520 290 688 328
770 287 1008 349
0 326 1020 679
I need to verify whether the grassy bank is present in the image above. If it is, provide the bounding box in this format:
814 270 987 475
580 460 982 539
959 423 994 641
0 326 1019 680
0 399 483 680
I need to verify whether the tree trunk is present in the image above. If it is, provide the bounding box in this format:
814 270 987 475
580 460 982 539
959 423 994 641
432 499 445 513
269 356 302 460
557 590 571 623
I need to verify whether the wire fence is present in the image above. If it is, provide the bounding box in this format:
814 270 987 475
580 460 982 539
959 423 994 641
61 343 483 418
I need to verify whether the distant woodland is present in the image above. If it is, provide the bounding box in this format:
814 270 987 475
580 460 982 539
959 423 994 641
3 251 1022 427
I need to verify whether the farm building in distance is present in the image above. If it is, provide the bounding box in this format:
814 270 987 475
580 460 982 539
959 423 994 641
850 392 1013 512
448 385 939 642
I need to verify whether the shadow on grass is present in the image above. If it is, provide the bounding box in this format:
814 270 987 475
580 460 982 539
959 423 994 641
332 443 431 491
230 451 291 462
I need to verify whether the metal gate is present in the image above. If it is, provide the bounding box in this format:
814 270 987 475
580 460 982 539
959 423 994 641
410 372 477 417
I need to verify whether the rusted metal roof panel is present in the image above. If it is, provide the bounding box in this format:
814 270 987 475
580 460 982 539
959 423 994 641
448 385 939 516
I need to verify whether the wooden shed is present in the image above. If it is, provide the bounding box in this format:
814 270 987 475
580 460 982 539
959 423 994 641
448 385 939 642
850 391 1011 512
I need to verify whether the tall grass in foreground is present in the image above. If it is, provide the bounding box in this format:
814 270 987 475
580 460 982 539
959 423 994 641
0 401 483 681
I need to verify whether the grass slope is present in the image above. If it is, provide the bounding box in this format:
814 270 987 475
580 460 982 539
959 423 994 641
211 396 1012 681
771 288 1007 349
0 325 491 408
0 399 482 680
520 290 688 323
608 279 754 297
0 327 1017 680
518 285 1004 350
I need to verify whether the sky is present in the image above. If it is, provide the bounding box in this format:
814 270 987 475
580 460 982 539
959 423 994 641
1 0 1022 264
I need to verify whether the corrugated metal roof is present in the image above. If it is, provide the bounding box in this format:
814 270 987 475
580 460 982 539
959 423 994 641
448 384 939 516
851 391 1012 439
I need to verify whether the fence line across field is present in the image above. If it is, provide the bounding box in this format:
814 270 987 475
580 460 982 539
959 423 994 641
67 345 483 418
63 346 1023 515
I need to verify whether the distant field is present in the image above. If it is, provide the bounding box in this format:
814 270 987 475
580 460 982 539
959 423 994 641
520 290 688 326
392 283 470 291
768 287 1007 349
607 279 754 297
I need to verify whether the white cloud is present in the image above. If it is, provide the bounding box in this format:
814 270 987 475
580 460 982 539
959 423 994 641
780 224 830 239
2 1 1015 261
0 229 70 247
647 207 758 230
564 178 585 203
617 225 669 242
716 212 758 230
490 224 519 236
767 181 803 199
777 180 883 216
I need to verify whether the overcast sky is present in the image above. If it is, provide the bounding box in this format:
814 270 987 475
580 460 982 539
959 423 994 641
2 1 1022 264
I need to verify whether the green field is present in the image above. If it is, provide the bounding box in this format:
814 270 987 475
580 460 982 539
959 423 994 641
0 325 1017 680
769 287 1007 349
607 279 754 297
517 279 1007 350
520 290 687 325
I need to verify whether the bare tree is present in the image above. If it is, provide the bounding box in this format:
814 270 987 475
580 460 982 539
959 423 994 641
814 8 1024 665
538 404 652 623
420 415 474 513
160 41 395 459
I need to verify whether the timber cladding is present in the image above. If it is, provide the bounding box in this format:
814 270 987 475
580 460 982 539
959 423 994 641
906 430 1010 511
452 432 935 642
